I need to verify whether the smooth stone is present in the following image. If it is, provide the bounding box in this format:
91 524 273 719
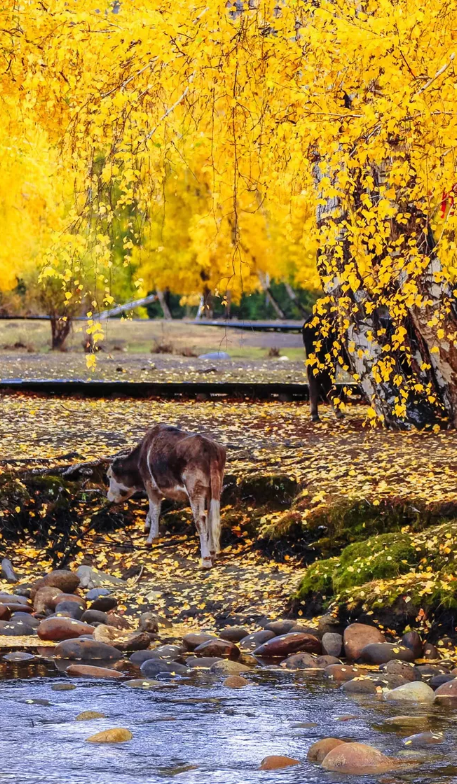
343 624 386 661
55 601 84 620
0 605 11 621
11 612 39 627
2 651 35 663
186 657 222 669
342 677 378 695
380 660 420 682
81 610 108 625
239 630 275 652
145 645 183 660
54 639 123 661
210 660 252 675
48 594 85 611
90 596 117 612
86 588 111 601
322 632 343 658
86 728 132 743
264 620 296 636
322 742 397 774
318 614 345 636
219 626 249 642
113 632 151 652
383 715 431 729
140 659 188 678
417 664 449 679
0 593 28 604
31 570 80 599
375 675 411 690
1 559 18 583
138 612 159 633
33 586 63 613
259 756 300 770
316 655 341 668
66 664 123 679
307 738 346 763
325 664 361 682
358 643 415 665
193 639 240 660
403 731 444 748
76 566 124 590
385 682 435 703
423 643 440 660
76 710 107 720
434 680 457 699
254 632 321 658
182 632 215 651
52 683 76 691
402 631 423 659
282 652 318 670
129 650 158 666
123 679 163 689
37 618 95 641
0 603 33 614
224 675 249 688
0 621 36 636
430 673 455 689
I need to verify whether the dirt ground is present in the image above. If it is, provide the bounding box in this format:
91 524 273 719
1 395 456 632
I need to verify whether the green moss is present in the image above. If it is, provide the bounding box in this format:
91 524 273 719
295 557 339 602
334 533 419 592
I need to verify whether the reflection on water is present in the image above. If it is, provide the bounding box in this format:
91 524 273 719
0 668 457 783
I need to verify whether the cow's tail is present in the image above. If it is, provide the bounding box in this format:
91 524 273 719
208 448 225 555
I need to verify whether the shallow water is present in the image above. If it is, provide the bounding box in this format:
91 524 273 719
1 668 457 784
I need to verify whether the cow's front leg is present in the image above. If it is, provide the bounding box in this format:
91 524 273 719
190 495 212 569
145 487 161 545
307 367 320 422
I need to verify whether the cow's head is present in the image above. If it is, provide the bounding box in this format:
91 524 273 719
106 457 140 503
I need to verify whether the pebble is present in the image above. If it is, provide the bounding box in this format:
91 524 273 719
76 711 107 721
86 728 132 743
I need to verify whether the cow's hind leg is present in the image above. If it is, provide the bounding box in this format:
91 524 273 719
190 492 212 569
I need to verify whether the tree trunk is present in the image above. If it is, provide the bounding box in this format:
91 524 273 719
50 316 71 351
257 272 285 319
312 161 447 428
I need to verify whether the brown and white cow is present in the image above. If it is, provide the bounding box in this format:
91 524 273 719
106 424 226 568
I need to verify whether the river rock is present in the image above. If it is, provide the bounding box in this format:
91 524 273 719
375 674 411 690
430 673 455 688
66 664 123 679
130 650 159 666
224 675 249 688
86 588 110 600
0 593 28 604
264 620 296 636
385 681 435 703
0 621 36 636
123 679 162 689
423 643 440 660
384 715 431 729
140 659 188 678
90 595 117 612
86 728 132 743
37 617 95 641
219 626 249 642
210 659 252 675
403 731 444 748
282 652 318 670
0 603 33 614
402 631 423 659
358 643 415 665
48 594 85 611
322 742 397 774
76 710 107 720
316 655 341 667
138 612 159 633
76 565 124 590
55 601 85 620
380 660 420 681
3 651 35 663
1 558 18 583
193 639 240 660
104 613 130 631
325 664 361 682
81 609 108 626
322 633 343 658
186 656 222 669
113 632 151 652
11 612 39 627
342 677 379 695
254 632 321 658
307 738 346 763
239 630 275 651
0 605 11 621
318 614 345 636
33 586 63 613
54 639 123 661
259 756 300 770
434 679 457 699
417 664 449 679
148 645 184 660
344 624 386 661
290 625 322 638
31 570 80 599
182 632 216 651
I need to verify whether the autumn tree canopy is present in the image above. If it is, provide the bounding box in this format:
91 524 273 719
2 0 457 424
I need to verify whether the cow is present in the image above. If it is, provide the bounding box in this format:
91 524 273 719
106 424 226 569
302 313 348 422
